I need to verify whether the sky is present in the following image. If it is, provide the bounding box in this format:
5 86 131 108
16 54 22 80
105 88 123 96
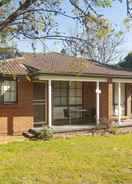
16 0 132 58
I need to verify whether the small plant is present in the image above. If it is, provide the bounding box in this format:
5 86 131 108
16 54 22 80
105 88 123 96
110 125 118 135
38 127 54 140
97 118 109 129
28 127 54 140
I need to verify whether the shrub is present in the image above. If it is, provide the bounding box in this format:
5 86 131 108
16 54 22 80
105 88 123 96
97 118 109 129
37 127 54 140
109 125 118 135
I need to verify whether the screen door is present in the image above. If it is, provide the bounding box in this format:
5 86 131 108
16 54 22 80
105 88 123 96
32 82 46 127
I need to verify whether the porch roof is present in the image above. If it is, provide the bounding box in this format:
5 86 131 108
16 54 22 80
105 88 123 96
1 52 132 78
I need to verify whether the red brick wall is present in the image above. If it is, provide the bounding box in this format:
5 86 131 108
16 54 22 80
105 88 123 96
100 82 108 119
0 79 33 135
1 79 131 135
83 82 96 110
126 84 132 118
83 82 109 122
107 81 113 121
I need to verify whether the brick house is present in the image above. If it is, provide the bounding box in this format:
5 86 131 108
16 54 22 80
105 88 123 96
1 52 132 135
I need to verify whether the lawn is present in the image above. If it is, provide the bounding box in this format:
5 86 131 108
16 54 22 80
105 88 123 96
1 135 132 184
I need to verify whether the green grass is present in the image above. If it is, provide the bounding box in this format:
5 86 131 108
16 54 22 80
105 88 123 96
1 135 132 184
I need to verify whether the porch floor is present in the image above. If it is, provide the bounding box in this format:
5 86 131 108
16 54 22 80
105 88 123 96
31 125 96 133
119 119 132 127
53 125 96 133
31 120 132 134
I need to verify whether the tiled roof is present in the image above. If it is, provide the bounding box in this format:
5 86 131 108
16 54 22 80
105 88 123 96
0 58 28 75
1 52 132 78
21 52 132 78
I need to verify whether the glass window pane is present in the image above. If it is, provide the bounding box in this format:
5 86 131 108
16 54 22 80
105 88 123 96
34 104 45 122
76 97 82 104
53 106 67 119
61 89 67 97
53 81 68 106
113 83 126 116
70 89 75 97
4 92 10 102
54 97 60 106
53 89 60 96
3 80 16 103
0 81 3 103
76 89 82 96
61 97 67 105
69 82 82 105
10 92 16 102
69 97 76 105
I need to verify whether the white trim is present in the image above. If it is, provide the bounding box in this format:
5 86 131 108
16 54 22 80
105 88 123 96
118 82 121 125
33 80 47 83
48 80 52 127
36 75 107 82
112 78 132 83
96 81 100 125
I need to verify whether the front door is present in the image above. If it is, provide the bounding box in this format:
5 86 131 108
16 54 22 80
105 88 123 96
32 82 46 127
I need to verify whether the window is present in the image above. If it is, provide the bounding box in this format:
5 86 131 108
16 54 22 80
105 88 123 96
53 81 69 121
69 82 82 119
53 81 68 106
53 81 83 122
69 82 82 106
113 83 126 116
0 80 16 104
53 81 82 106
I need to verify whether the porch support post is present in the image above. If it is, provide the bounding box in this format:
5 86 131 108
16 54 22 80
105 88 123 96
118 82 121 125
108 80 113 121
96 81 100 125
48 80 52 127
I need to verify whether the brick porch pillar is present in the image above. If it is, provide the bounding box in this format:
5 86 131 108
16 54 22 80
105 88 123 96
108 80 113 122
126 84 132 118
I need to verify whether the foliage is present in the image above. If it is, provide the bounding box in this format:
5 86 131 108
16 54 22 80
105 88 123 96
0 0 126 51
110 125 118 135
64 29 124 64
1 135 132 183
96 0 112 7
30 127 54 140
123 17 132 31
38 127 54 140
0 0 11 6
97 118 110 129
119 51 132 69
126 0 132 17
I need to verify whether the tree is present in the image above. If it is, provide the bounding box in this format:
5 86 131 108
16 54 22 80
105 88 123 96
119 52 132 69
126 0 132 17
0 0 129 51
0 1 122 40
63 29 124 64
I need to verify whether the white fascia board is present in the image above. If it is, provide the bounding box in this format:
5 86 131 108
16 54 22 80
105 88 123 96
112 78 132 83
36 74 107 82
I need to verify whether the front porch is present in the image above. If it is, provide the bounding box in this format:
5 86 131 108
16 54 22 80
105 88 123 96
33 79 107 129
32 75 132 132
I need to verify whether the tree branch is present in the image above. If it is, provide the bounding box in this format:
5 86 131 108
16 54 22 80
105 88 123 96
0 0 37 31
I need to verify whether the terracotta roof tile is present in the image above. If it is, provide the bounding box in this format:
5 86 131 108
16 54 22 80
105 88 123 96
0 58 28 75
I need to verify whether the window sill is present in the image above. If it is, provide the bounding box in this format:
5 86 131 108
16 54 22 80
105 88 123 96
0 103 19 108
112 116 128 120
